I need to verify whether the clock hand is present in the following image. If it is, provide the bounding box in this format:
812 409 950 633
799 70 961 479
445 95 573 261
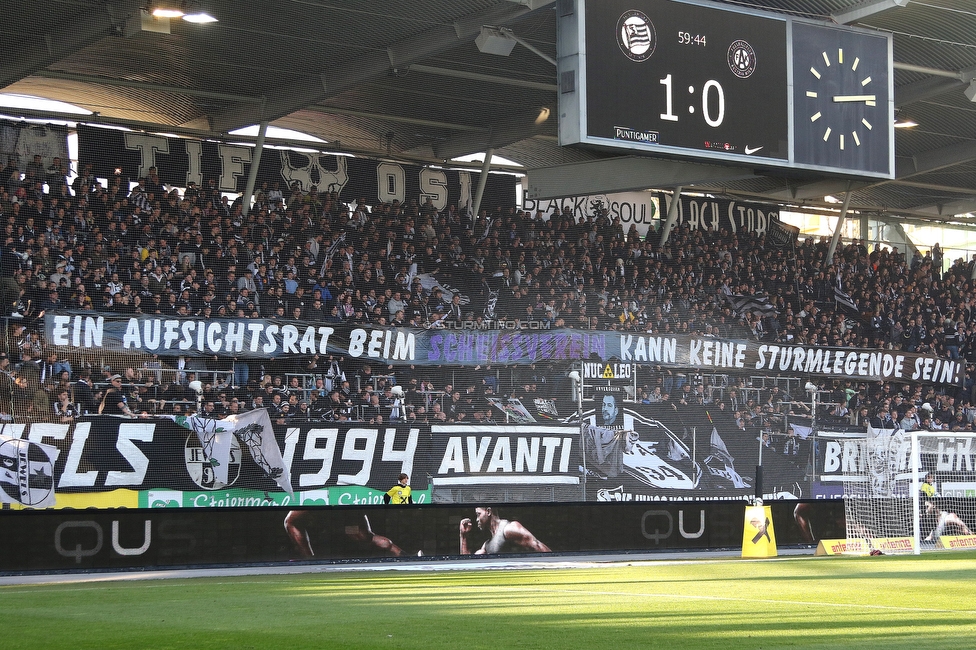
832 95 876 103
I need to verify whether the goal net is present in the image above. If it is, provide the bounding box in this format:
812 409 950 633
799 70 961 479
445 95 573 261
844 428 976 554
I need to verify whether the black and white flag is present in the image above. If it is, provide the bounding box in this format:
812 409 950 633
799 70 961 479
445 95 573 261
167 409 292 493
319 233 347 275
766 218 800 249
787 415 813 440
725 294 778 318
834 287 858 312
702 427 750 489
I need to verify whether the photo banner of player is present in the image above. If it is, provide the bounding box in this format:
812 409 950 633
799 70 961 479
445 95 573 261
0 500 849 571
76 124 516 209
580 400 806 501
45 313 964 386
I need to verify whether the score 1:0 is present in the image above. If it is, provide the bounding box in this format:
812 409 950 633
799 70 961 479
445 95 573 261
659 74 725 127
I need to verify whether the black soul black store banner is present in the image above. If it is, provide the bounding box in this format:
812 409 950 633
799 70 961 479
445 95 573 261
76 124 516 209
658 193 781 236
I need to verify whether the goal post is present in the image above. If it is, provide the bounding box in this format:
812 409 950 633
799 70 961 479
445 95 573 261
913 431 976 551
843 428 976 555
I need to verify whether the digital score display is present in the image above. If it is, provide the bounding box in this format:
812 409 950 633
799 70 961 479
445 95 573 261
583 0 789 162
558 0 894 179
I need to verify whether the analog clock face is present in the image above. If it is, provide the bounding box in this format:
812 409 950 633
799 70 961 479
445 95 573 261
792 22 892 176
806 47 876 153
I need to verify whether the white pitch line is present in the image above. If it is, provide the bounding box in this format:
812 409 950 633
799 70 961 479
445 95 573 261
8 571 972 617
0 548 964 604
448 584 976 615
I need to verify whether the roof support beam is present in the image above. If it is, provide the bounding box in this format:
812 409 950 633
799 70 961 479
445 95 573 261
831 0 909 24
32 70 264 104
902 140 976 177
893 62 976 106
760 179 873 202
304 105 487 133
407 64 557 92
895 76 966 106
879 219 920 259
433 108 552 160
826 182 853 262
756 133 976 212
209 2 553 133
0 1 140 91
911 198 976 217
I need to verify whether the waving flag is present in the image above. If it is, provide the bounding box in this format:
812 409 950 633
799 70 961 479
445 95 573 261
834 287 858 312
766 218 800 249
168 409 292 493
703 427 751 489
725 294 778 318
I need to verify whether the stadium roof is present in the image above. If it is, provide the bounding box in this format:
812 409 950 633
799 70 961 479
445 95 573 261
3 0 976 224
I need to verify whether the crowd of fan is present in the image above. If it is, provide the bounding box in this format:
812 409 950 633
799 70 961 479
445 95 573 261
1 151 975 426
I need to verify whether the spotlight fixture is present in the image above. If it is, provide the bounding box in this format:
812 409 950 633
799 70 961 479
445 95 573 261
476 25 556 65
965 79 976 103
893 118 918 128
475 26 517 57
149 1 217 23
151 6 183 18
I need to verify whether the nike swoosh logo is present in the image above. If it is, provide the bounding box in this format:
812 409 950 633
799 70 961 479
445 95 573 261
744 146 763 155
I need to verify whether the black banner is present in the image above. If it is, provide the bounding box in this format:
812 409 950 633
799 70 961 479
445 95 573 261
579 403 806 501
0 500 848 571
2 409 818 510
76 125 516 209
658 193 781 236
15 412 976 511
428 424 583 503
46 313 965 385
7 417 429 509
767 217 801 249
811 430 976 499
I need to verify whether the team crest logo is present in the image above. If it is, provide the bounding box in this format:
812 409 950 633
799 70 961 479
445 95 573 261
184 433 241 490
0 439 54 506
728 40 757 78
616 10 656 62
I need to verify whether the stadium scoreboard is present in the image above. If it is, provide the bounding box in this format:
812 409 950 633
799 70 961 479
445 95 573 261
557 0 894 179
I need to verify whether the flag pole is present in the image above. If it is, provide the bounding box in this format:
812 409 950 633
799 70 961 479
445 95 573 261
756 431 764 501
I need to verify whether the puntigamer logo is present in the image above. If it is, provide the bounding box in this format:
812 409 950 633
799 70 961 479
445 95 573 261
617 10 656 62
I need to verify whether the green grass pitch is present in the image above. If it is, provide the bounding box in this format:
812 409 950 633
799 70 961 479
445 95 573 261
2 553 976 649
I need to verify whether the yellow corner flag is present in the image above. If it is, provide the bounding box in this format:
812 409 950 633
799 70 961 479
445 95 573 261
742 503 777 557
